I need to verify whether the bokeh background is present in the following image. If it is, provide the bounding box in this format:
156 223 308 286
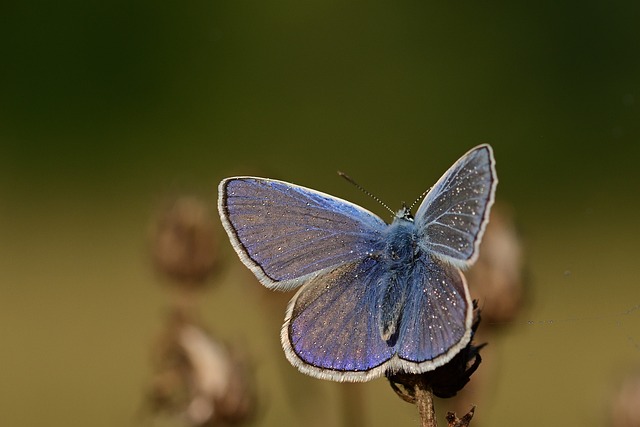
1 1 639 426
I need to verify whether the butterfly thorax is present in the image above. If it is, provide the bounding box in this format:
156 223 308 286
385 215 419 268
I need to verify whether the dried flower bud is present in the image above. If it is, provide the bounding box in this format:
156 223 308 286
151 196 218 286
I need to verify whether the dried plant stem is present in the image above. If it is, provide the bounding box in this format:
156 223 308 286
415 385 437 427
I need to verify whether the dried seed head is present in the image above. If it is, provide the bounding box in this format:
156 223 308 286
151 196 218 286
147 312 256 426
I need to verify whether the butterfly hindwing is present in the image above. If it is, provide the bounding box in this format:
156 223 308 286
218 177 387 289
415 144 497 267
282 257 396 381
395 254 472 369
282 253 473 381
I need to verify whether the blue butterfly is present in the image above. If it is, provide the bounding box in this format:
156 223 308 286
218 145 497 382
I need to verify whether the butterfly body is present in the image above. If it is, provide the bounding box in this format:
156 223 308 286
377 212 418 342
218 145 497 382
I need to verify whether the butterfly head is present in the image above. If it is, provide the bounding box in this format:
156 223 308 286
395 203 414 222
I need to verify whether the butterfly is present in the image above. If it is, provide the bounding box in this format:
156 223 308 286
217 144 497 382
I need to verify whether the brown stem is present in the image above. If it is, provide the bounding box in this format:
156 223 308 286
415 384 437 427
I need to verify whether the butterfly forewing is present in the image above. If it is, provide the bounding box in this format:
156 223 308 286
415 145 497 266
218 177 387 289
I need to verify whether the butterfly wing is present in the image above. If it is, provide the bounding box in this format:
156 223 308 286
394 255 473 372
218 177 387 290
282 257 396 381
415 144 497 267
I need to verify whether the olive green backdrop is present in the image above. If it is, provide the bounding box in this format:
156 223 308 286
1 1 639 426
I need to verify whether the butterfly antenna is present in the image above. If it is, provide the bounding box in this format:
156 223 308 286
408 186 431 212
337 171 395 216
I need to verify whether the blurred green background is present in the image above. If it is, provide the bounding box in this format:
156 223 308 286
1 1 639 426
